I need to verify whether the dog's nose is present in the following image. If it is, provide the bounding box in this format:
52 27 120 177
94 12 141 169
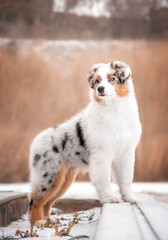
97 86 105 93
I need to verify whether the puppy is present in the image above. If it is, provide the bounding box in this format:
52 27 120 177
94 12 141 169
28 61 142 227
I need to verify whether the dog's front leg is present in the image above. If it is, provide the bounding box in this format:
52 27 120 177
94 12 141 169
113 150 136 204
89 153 122 204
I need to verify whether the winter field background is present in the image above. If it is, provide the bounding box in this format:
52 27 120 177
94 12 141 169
0 0 168 183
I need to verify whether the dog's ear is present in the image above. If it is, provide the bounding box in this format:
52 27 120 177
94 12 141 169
87 63 105 88
111 61 132 84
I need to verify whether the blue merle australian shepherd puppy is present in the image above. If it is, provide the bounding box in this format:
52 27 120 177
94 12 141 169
28 61 142 228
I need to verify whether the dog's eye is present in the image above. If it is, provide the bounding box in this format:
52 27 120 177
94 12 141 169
95 79 100 84
109 77 115 82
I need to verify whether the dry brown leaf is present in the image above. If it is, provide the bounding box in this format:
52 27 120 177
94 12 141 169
56 218 61 224
54 225 59 236
15 228 38 238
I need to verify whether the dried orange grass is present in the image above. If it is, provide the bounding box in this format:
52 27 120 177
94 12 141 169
0 40 168 182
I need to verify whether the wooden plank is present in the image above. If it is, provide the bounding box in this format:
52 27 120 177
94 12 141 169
0 192 27 205
132 204 158 240
94 203 142 240
0 192 28 226
136 194 168 240
94 194 168 240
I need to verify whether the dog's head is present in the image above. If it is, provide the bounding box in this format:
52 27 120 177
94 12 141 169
87 61 132 104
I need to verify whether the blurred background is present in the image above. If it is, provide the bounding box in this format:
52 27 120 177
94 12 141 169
0 0 168 183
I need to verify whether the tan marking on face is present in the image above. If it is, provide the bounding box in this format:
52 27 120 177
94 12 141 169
126 73 131 81
107 73 129 97
107 73 113 79
93 75 103 103
115 84 128 97
116 68 121 76
94 89 103 103
94 75 102 85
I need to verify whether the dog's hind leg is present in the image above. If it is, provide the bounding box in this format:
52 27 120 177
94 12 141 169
43 167 77 218
28 167 66 228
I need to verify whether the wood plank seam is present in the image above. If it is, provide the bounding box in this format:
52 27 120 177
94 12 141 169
94 203 142 240
131 204 146 240
135 203 161 240
94 194 168 240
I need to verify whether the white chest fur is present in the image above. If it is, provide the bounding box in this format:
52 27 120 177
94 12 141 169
84 93 142 158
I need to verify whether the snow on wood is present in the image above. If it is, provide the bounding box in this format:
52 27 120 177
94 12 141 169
1 182 168 197
136 194 168 240
1 208 100 240
0 192 28 227
94 203 142 240
132 204 158 240
95 194 168 240
1 183 168 239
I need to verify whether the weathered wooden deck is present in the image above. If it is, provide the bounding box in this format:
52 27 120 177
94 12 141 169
0 191 28 226
0 183 168 239
95 194 168 240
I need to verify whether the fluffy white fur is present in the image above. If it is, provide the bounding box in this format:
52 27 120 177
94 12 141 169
29 60 142 204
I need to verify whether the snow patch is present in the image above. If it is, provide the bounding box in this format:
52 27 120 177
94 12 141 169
53 0 168 18
1 208 100 240
54 0 111 18
0 183 30 193
0 182 168 197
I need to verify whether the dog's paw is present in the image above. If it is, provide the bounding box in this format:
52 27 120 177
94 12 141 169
47 216 58 224
100 195 122 204
122 195 136 204
35 219 46 227
110 196 123 204
43 216 61 225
